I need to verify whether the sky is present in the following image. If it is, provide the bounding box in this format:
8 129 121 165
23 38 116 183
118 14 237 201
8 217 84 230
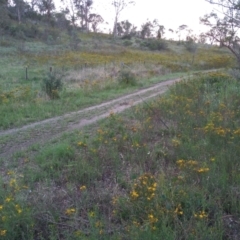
92 0 215 36
57 0 216 38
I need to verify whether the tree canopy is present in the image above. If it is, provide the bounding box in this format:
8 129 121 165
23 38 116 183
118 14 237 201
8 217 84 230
201 0 240 65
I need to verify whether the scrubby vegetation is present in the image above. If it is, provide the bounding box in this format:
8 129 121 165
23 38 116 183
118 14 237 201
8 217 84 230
1 2 240 238
0 31 235 130
1 70 240 239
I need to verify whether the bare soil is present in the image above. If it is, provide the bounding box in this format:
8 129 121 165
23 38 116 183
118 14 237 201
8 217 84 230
0 78 181 159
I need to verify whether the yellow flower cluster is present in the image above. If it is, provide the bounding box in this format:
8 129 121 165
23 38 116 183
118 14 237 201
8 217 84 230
15 204 22 214
130 173 157 201
0 86 31 104
77 141 87 147
65 208 76 215
203 122 231 137
196 168 210 173
172 138 181 147
177 159 210 174
0 229 7 236
79 185 86 191
233 128 240 135
174 204 183 216
176 159 198 169
148 214 158 223
194 210 208 219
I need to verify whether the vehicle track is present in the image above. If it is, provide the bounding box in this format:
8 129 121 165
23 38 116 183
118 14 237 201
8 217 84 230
0 78 181 159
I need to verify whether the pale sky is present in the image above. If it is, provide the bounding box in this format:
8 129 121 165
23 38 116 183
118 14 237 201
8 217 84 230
57 0 216 37
93 0 214 36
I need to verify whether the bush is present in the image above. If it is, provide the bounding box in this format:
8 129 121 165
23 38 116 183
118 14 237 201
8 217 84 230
141 39 168 51
23 25 41 38
42 71 64 99
117 69 137 86
0 39 12 47
121 34 132 40
123 40 133 46
201 71 233 85
41 28 60 43
185 40 198 53
228 68 240 80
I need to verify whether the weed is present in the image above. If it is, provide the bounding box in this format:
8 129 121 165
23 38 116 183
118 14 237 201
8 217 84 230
117 69 137 86
141 39 168 51
42 70 64 99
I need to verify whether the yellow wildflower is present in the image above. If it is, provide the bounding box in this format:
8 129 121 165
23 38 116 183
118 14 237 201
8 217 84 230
89 211 95 217
65 208 76 215
0 230 6 236
148 214 158 223
9 178 17 187
196 168 210 173
74 230 82 236
194 210 208 219
15 204 22 214
130 190 139 199
5 197 12 203
80 185 86 191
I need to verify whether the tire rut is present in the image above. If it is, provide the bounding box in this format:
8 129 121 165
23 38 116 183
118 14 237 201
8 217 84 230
0 78 181 159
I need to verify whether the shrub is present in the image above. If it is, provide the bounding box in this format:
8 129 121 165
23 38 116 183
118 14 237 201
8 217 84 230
123 40 133 46
201 71 233 85
117 69 137 86
185 40 198 53
121 34 132 40
141 39 168 51
0 39 12 47
228 68 240 80
42 70 64 99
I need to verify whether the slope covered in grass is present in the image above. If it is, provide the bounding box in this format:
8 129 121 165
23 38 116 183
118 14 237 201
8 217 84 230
1 71 240 239
0 33 235 129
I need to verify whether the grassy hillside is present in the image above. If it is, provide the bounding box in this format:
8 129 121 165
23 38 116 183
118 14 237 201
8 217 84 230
1 71 240 239
0 32 236 130
1 5 240 240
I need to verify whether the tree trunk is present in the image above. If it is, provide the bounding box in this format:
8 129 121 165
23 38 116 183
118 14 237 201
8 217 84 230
17 6 21 24
113 16 117 38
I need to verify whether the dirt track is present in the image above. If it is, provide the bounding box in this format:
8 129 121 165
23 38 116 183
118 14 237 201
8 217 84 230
0 78 181 159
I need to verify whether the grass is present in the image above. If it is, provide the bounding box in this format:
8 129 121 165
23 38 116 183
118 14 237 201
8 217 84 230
0 66 184 130
0 70 240 239
0 34 236 130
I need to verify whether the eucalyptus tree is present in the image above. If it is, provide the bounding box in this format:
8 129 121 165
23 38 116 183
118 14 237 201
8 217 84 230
12 0 28 23
74 0 93 31
0 0 10 28
63 0 77 27
116 20 136 37
37 0 55 24
88 13 104 32
140 19 161 39
140 20 154 39
177 24 188 42
157 25 165 39
201 0 240 65
112 0 134 37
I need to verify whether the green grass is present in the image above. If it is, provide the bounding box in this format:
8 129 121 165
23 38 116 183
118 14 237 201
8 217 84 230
0 33 236 130
0 69 186 130
1 70 240 239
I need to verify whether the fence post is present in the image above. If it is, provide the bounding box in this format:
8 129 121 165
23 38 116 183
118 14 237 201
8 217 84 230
25 66 28 80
